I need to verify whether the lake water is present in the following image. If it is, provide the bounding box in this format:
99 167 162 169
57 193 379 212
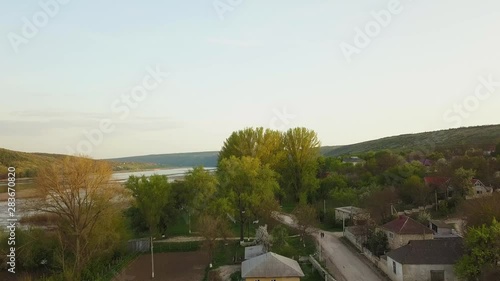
0 167 217 229
111 167 216 182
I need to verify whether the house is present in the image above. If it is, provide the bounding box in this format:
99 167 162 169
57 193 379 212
420 159 433 167
386 238 463 281
335 206 370 224
241 252 305 281
424 176 493 199
379 216 434 250
429 220 459 238
468 179 493 198
244 245 266 260
424 177 452 198
342 156 365 166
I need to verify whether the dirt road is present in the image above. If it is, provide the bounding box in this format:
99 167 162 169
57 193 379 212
274 213 383 281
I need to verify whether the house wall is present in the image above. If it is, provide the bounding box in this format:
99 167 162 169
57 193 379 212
402 264 456 281
335 210 349 221
386 257 403 281
383 230 433 249
245 277 300 281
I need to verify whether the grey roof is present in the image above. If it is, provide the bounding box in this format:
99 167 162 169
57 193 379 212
244 245 266 260
387 238 464 265
335 206 366 214
430 220 454 229
241 252 305 278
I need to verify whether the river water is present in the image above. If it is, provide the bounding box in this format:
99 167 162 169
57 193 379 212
0 167 216 229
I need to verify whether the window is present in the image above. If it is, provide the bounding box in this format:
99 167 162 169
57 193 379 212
430 270 445 281
389 232 394 239
393 261 396 274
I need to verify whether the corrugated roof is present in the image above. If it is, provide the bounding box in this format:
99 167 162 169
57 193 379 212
241 252 305 278
387 238 464 265
381 216 433 235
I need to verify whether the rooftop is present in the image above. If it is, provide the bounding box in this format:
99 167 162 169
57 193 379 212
241 252 305 278
381 216 433 235
387 238 464 265
430 220 454 229
335 206 366 214
244 245 266 260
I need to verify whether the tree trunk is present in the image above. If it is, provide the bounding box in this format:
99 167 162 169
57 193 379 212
240 212 244 242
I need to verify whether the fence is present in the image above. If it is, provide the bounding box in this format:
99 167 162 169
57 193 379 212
309 255 337 281
127 238 150 253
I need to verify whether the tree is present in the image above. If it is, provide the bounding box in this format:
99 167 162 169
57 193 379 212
455 219 500 281
459 193 500 229
399 175 431 206
271 225 289 250
255 225 272 251
35 156 127 280
494 142 500 157
217 156 279 241
183 166 218 214
362 187 399 224
125 174 171 235
293 204 318 245
450 168 475 198
282 127 321 203
218 127 285 172
363 230 389 257
196 214 231 263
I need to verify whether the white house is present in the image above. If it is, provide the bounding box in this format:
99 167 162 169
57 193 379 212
386 238 463 281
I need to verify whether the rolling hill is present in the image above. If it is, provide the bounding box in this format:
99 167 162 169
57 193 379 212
324 125 500 157
2 124 499 178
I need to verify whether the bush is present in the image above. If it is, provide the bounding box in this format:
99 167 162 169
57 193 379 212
363 230 389 257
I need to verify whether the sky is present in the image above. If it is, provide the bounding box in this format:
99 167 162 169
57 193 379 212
1 0 500 159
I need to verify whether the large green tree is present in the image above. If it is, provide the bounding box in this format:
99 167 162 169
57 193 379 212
217 156 279 241
183 166 218 213
450 167 475 198
455 219 500 281
281 127 321 203
218 127 285 172
125 174 171 235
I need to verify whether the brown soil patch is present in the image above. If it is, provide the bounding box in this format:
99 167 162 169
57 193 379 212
115 251 209 281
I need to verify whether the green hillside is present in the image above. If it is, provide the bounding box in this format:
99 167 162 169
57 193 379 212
2 124 499 178
325 125 500 157
0 148 160 179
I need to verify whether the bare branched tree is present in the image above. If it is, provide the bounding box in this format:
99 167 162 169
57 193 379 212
34 156 127 279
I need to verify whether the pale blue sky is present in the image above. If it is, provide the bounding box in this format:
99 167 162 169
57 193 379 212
1 0 500 158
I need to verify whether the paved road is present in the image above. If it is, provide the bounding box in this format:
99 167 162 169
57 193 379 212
275 213 383 281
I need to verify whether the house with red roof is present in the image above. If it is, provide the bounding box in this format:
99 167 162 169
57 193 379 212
424 176 493 199
378 216 434 250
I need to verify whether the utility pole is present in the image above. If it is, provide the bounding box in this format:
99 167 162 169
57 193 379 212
151 236 155 279
323 200 326 217
188 210 191 234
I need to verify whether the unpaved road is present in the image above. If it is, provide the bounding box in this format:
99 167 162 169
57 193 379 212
274 213 383 281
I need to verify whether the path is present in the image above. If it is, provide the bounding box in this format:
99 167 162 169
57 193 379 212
274 213 383 281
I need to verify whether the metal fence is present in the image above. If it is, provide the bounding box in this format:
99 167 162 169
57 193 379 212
127 238 150 253
309 255 337 281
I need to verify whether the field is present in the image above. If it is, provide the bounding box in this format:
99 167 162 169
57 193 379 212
114 251 209 281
